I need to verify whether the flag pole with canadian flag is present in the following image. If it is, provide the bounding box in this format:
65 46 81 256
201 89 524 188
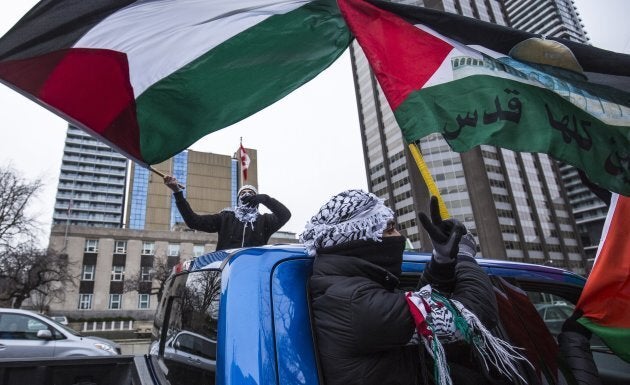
239 137 250 186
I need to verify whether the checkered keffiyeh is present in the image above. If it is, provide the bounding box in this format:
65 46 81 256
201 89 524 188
406 285 530 385
299 189 394 256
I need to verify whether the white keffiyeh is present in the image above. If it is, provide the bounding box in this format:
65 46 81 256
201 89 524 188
299 189 394 256
233 196 259 228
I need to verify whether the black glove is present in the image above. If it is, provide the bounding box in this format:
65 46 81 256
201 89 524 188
419 196 466 263
562 309 591 339
241 193 269 207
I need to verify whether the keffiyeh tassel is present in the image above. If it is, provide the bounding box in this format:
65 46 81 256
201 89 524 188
406 286 530 385
451 299 531 383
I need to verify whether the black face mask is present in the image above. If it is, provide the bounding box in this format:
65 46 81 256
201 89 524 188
380 235 407 258
377 235 407 272
331 235 407 277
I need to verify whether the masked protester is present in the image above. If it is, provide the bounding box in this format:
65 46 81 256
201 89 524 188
164 175 290 251
303 190 527 385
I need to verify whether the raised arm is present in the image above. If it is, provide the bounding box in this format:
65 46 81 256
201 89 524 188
241 193 291 232
165 175 221 232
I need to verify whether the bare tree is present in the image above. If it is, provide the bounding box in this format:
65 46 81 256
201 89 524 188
0 244 76 308
124 255 173 302
0 165 43 250
30 280 68 313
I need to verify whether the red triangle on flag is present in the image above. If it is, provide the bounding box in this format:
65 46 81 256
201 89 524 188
338 0 454 109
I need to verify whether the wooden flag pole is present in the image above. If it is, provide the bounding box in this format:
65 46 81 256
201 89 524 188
408 142 449 219
149 165 186 190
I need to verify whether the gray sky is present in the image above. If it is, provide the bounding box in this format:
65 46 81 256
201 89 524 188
0 0 628 245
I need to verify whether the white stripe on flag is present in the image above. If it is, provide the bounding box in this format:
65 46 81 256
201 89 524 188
74 0 311 97
593 192 618 268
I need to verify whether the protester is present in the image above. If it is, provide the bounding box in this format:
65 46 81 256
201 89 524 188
303 190 526 385
164 175 290 250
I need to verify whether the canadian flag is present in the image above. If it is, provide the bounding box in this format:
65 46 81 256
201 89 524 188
239 143 250 181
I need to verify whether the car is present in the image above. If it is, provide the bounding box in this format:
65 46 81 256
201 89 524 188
0 308 121 358
49 315 69 326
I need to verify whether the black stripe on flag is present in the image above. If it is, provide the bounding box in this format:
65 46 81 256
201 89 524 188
0 0 137 61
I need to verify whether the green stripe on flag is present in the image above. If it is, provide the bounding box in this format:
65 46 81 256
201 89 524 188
135 0 350 164
395 75 630 195
579 317 630 363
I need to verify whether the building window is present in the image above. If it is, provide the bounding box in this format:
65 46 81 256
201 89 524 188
193 245 205 257
142 241 155 255
109 294 122 310
115 240 127 254
168 244 180 257
111 265 125 281
84 239 99 253
138 294 150 309
82 265 95 281
78 294 93 310
140 266 152 282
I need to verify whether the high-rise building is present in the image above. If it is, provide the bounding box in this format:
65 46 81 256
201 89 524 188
350 0 586 272
52 125 128 228
502 0 603 264
503 0 589 43
127 148 258 231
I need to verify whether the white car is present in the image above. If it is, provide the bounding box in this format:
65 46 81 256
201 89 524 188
0 308 120 358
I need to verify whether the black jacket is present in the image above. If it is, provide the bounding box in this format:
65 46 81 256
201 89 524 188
309 241 498 385
173 191 291 251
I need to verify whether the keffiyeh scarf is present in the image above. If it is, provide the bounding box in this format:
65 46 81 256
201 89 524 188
233 198 259 228
299 189 394 256
406 285 530 385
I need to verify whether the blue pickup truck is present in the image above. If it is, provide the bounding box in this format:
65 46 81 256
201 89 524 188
147 245 629 385
1 245 628 385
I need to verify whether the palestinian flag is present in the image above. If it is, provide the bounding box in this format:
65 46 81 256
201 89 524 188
338 0 630 195
576 193 630 362
0 0 351 166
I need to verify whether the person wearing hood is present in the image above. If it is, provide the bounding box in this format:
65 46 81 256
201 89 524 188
303 190 526 385
164 175 291 251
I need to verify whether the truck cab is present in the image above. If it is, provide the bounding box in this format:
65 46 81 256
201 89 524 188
148 245 630 385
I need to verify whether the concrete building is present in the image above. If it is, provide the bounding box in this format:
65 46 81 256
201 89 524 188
502 0 603 263
127 148 258 231
47 224 296 320
350 0 585 272
52 125 128 228
503 0 589 43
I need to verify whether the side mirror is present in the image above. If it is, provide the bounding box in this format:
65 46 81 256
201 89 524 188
37 329 53 339
174 340 180 350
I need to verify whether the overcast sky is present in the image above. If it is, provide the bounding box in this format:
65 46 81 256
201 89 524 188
1 0 628 246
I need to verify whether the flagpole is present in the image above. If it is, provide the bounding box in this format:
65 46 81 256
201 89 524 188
239 137 244 188
149 165 185 190
408 142 450 219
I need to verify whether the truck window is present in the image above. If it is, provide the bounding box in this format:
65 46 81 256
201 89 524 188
150 268 220 385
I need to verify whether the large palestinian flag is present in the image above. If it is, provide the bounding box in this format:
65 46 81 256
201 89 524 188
338 0 630 196
0 0 351 165
577 193 630 362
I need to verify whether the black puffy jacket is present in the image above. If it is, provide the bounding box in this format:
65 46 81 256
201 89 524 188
309 241 498 385
173 191 291 251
